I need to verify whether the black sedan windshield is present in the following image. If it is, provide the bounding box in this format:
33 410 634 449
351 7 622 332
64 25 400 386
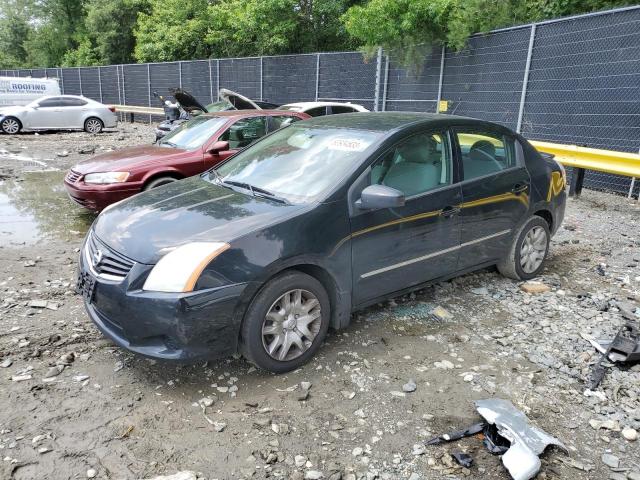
213 126 381 203
160 116 227 150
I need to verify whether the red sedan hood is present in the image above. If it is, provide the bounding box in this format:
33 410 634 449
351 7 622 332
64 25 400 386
73 145 188 174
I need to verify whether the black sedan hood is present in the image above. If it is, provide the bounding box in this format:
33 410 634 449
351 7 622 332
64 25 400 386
173 89 208 113
93 176 306 264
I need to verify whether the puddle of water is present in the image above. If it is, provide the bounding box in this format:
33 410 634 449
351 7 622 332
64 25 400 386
0 171 96 247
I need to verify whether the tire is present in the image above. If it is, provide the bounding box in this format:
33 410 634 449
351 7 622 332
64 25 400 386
240 271 331 373
497 216 550 280
84 117 104 134
143 176 178 190
1 117 22 134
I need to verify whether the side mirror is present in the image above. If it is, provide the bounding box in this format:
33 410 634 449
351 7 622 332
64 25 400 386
208 140 229 155
356 184 405 210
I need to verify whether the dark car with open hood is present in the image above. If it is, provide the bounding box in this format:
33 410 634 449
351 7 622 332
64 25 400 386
77 112 567 373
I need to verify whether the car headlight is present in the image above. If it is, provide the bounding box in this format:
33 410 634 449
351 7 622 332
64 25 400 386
84 172 130 184
143 242 230 293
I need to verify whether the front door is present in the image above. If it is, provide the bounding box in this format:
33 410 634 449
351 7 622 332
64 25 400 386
28 97 66 129
453 128 530 271
204 116 268 168
350 130 462 305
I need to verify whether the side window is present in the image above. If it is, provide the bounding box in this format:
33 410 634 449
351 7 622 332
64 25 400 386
270 115 300 131
370 131 452 197
219 116 267 149
37 98 64 108
330 106 356 114
305 106 327 117
455 130 515 180
62 98 88 107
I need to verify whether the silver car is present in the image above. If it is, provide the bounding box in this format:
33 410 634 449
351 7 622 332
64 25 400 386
0 95 117 134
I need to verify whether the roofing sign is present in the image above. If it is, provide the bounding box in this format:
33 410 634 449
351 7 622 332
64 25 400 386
0 79 52 94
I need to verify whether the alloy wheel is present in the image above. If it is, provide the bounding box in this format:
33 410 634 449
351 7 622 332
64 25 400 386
85 119 102 134
261 289 322 361
520 226 547 273
2 118 20 134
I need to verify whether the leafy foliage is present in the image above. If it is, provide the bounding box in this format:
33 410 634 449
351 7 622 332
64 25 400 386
0 0 636 68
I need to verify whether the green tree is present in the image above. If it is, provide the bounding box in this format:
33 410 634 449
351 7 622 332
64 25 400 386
0 0 33 67
134 0 211 62
342 0 637 65
63 0 149 65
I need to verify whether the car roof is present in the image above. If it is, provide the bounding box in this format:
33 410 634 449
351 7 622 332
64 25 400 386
280 102 366 109
37 94 90 100
295 111 495 132
201 109 304 119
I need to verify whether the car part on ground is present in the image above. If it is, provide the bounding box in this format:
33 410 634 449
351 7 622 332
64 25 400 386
475 399 567 480
0 95 116 134
64 110 309 211
588 322 640 389
75 112 567 371
426 399 566 480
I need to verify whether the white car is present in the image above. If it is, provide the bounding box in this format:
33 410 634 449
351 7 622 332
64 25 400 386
0 95 117 134
278 101 369 117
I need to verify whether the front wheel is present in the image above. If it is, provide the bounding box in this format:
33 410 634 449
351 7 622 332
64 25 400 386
143 176 178 190
240 271 330 373
1 117 22 134
84 117 104 134
497 216 550 280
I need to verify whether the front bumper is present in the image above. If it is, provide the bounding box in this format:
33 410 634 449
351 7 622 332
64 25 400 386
64 178 141 211
79 235 248 361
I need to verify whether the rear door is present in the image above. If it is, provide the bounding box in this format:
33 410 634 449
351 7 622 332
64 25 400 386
60 97 89 128
453 127 530 271
350 129 462 305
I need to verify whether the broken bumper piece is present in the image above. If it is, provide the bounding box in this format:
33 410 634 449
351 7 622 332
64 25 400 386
475 399 567 480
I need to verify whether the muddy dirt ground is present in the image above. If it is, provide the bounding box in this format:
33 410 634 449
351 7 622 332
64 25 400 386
0 124 639 480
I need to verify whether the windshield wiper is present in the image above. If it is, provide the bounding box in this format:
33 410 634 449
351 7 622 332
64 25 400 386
221 179 290 204
161 141 178 148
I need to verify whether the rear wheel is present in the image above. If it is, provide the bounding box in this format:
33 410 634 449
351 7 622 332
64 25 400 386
84 117 104 134
497 216 550 280
240 271 330 373
143 176 178 190
1 117 22 134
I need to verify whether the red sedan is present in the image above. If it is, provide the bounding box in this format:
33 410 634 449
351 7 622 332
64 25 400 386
64 110 309 211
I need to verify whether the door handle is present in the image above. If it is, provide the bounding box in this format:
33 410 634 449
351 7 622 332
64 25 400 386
440 205 461 218
512 183 529 194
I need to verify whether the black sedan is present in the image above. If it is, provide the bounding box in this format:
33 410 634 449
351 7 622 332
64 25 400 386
77 113 567 373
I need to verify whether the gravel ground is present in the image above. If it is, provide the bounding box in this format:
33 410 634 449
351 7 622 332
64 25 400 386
0 124 639 480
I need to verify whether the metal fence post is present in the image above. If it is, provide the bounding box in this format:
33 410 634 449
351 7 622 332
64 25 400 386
97 67 103 103
59 68 64 94
259 57 263 101
178 61 182 88
373 47 383 112
315 54 320 101
436 45 445 113
208 60 214 103
381 54 389 111
629 177 636 199
516 24 536 133
147 63 152 124
78 67 83 96
116 65 122 106
216 59 220 99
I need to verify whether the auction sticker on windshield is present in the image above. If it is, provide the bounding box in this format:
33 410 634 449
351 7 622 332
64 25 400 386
328 138 370 152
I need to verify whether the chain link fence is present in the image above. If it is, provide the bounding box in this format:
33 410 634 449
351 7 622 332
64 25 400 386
1 6 639 197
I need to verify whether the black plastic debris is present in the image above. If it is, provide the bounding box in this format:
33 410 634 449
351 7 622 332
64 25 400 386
451 451 474 468
482 423 511 454
589 323 640 389
425 422 485 445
